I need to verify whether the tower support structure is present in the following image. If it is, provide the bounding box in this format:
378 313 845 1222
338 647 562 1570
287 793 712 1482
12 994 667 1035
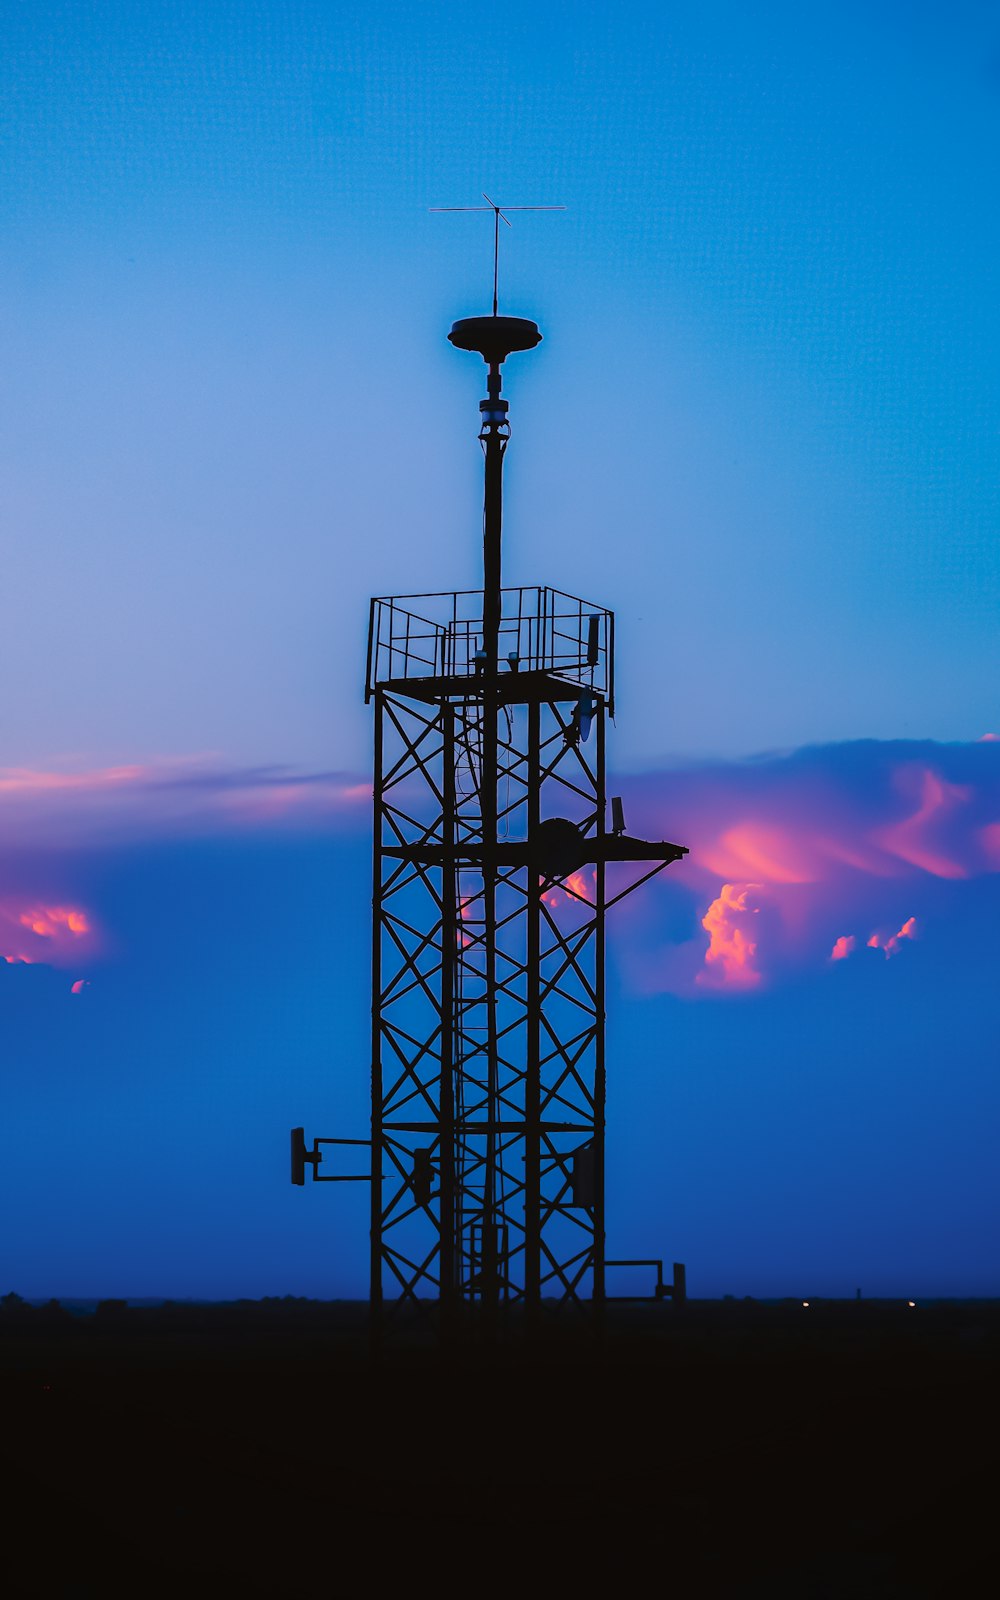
294 312 687 1328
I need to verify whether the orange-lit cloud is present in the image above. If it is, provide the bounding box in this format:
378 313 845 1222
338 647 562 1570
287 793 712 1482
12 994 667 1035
70 979 89 994
457 893 477 949
544 868 595 911
697 883 764 989
19 906 90 938
1 899 96 968
868 916 918 959
830 934 856 961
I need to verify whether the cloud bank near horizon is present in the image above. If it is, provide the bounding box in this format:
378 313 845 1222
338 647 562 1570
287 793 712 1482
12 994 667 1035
0 737 996 999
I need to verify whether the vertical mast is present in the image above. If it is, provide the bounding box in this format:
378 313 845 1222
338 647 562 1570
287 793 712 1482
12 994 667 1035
479 357 506 1304
449 315 540 1306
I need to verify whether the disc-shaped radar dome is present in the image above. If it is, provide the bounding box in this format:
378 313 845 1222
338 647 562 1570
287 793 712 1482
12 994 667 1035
449 316 542 364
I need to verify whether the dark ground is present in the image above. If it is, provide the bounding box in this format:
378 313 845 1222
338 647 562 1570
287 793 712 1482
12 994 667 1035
3 1295 998 1597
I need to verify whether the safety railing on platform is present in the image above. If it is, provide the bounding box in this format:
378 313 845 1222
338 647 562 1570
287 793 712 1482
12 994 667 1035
366 586 614 708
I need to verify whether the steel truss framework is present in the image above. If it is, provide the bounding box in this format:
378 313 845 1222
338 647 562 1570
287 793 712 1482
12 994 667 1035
374 677 604 1316
368 630 683 1327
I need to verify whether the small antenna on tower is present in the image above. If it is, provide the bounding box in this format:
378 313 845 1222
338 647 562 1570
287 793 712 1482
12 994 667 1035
430 194 565 316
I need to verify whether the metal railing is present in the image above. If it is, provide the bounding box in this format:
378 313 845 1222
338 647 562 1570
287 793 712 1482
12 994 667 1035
366 586 614 707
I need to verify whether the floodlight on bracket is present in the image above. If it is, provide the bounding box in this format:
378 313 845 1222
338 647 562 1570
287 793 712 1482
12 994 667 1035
604 1259 687 1305
290 1127 372 1186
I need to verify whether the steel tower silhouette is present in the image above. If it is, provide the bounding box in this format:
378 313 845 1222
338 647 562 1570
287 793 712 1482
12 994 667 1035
293 299 687 1329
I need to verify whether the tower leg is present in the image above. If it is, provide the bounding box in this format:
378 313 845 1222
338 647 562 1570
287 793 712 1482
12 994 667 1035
524 697 542 1320
370 694 384 1342
593 696 607 1322
440 704 457 1326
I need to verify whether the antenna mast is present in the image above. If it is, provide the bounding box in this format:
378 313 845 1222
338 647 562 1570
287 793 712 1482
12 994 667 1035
429 194 565 316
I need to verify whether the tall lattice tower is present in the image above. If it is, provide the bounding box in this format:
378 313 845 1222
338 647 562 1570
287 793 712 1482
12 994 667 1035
293 306 687 1329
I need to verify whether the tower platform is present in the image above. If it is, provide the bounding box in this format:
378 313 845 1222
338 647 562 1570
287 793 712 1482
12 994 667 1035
366 585 614 709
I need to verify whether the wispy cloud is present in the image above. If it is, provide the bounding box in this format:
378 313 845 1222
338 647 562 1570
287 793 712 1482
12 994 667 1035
0 758 370 843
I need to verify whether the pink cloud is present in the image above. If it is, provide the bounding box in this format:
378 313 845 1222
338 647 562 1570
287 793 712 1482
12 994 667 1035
874 769 970 879
868 916 919 959
691 766 977 887
697 883 765 990
699 825 818 885
0 764 147 795
615 739 1000 998
636 747 1000 898
980 822 1000 865
457 892 477 950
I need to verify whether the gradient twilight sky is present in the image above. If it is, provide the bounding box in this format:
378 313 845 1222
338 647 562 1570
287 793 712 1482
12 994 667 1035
1 2 998 1298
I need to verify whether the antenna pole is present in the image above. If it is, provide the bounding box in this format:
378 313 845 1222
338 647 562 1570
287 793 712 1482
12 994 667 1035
481 366 505 662
429 197 565 324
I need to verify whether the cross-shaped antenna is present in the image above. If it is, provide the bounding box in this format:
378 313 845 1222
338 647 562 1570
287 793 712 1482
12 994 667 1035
430 193 565 316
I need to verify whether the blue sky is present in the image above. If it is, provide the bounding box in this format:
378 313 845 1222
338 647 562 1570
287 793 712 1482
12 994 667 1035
0 1 997 1296
3 0 997 767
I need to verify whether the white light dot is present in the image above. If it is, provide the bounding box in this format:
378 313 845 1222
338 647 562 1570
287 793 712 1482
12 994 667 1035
802 1301 809 1308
